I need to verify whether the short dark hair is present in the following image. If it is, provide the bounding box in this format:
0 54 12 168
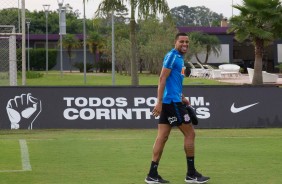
175 32 188 40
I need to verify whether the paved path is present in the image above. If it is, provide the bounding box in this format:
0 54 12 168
217 74 282 85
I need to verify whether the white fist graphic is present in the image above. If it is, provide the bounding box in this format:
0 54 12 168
6 93 42 129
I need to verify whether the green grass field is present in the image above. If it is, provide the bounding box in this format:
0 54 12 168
0 128 281 184
16 71 229 86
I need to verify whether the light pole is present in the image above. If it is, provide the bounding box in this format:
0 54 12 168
232 0 234 17
111 10 115 86
43 4 50 74
26 18 31 71
111 11 128 85
83 0 86 84
57 0 64 77
18 0 21 33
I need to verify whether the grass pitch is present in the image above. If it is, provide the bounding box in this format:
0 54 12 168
17 71 226 86
0 128 282 184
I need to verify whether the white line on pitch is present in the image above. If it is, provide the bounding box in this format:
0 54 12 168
19 139 32 171
0 139 32 173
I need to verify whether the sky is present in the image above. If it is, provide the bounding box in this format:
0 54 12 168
22 0 243 19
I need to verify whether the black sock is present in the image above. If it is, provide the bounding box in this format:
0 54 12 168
187 156 196 175
148 161 158 177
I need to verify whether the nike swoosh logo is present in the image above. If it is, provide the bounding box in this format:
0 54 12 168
230 102 259 113
187 176 197 181
148 177 159 182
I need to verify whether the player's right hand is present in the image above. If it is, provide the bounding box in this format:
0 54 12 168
152 102 162 117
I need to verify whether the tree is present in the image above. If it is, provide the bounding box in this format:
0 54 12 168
228 0 282 85
170 5 224 27
0 8 20 31
62 34 81 72
138 16 177 74
188 32 221 64
96 0 170 85
115 38 131 75
0 7 90 34
87 31 105 71
111 16 130 74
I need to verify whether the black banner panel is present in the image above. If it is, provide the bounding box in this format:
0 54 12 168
0 86 281 129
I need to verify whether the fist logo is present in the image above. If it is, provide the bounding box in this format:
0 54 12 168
6 93 42 129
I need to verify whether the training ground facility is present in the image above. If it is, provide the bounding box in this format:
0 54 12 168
1 86 282 129
0 1 281 130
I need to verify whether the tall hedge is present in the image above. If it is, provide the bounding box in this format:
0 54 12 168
17 49 57 71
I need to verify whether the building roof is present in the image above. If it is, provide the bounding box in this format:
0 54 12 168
16 27 232 41
17 34 84 41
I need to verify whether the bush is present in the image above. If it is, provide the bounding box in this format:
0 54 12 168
95 61 111 73
73 62 94 72
17 71 44 79
275 63 282 73
17 49 57 71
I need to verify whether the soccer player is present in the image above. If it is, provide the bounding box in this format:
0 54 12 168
145 32 210 184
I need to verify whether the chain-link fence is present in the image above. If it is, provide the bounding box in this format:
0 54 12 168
0 0 23 86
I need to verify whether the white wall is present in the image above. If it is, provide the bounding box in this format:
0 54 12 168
189 44 230 63
278 44 282 63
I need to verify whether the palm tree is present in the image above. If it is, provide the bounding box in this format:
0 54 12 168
96 0 170 85
62 34 81 72
228 0 282 85
86 31 105 71
188 32 221 64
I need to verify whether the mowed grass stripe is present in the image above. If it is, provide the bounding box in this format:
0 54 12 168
1 128 282 140
0 140 32 173
0 140 22 172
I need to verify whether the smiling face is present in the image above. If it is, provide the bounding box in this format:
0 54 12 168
175 35 189 55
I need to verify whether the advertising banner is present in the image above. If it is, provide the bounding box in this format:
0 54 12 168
0 86 281 129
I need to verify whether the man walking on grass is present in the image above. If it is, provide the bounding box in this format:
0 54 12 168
145 32 210 184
